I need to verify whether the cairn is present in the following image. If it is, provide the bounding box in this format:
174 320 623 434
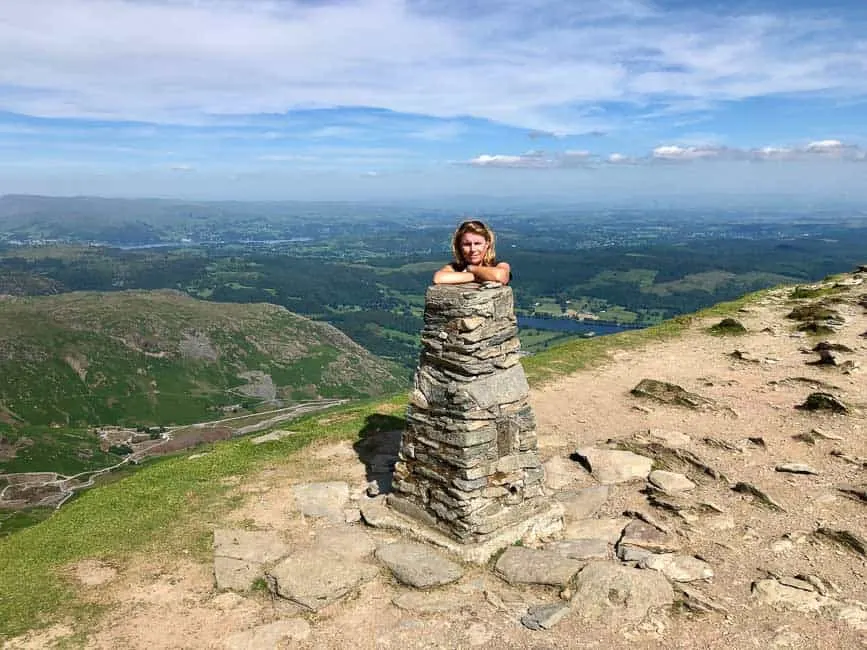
387 283 562 560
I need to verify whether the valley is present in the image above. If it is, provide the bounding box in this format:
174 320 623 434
2 196 867 538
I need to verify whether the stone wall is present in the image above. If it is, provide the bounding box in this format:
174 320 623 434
389 283 548 544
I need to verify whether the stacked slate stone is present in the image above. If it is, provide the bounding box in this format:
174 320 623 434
389 283 547 544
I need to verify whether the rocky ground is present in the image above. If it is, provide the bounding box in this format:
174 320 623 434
6 268 867 649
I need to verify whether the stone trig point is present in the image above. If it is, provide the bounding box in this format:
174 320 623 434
370 282 563 562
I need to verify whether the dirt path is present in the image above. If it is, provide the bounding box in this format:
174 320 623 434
7 275 867 649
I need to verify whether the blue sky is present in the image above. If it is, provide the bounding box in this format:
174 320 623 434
1 0 866 204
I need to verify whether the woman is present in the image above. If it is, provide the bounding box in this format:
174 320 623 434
433 220 511 285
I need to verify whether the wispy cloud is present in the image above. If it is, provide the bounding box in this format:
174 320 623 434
647 139 867 163
467 149 592 168
1 1 865 134
469 139 867 168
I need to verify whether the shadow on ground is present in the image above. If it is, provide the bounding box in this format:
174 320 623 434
352 414 404 494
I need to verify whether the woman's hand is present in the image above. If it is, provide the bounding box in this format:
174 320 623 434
432 265 475 284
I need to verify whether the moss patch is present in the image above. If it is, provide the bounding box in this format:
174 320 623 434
708 318 747 335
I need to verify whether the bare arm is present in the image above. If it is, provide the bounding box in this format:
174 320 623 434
432 264 474 284
468 262 510 285
432 262 510 285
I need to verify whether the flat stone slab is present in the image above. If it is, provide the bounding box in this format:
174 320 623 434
543 456 583 490
564 517 629 544
291 481 350 522
838 605 867 632
775 463 820 475
495 546 584 587
573 448 653 484
392 589 476 614
454 362 529 410
314 525 377 560
375 542 464 589
675 584 729 614
752 579 832 613
571 562 675 622
617 545 654 563
648 470 696 493
360 495 564 565
212 529 291 591
644 429 691 447
213 556 262 591
545 538 610 561
555 486 610 521
270 547 379 611
618 520 680 553
640 553 714 582
223 619 311 649
213 529 290 563
521 602 572 630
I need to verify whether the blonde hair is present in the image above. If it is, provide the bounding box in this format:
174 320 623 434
452 220 496 267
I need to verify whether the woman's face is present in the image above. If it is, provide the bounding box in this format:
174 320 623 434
459 232 489 266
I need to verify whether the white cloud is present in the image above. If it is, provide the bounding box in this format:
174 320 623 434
800 139 863 158
807 139 843 151
467 149 594 168
469 139 867 169
652 145 722 161
753 146 794 161
468 153 548 168
0 1 865 134
649 140 867 163
608 152 637 164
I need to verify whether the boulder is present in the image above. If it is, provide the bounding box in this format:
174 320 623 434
648 470 696 493
573 448 653 484
630 379 717 410
618 520 679 553
571 562 675 622
640 554 714 582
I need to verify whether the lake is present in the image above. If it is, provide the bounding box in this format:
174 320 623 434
517 316 640 337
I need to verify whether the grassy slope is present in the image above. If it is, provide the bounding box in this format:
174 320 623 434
0 290 405 432
0 289 763 639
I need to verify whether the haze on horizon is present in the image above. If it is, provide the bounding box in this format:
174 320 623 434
1 0 866 205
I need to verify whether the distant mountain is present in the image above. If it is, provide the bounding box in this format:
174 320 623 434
0 290 406 428
0 194 452 244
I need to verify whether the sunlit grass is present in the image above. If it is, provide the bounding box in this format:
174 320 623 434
0 396 405 639
0 286 766 641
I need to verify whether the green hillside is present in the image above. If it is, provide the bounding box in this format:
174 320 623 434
0 290 406 431
0 280 760 640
